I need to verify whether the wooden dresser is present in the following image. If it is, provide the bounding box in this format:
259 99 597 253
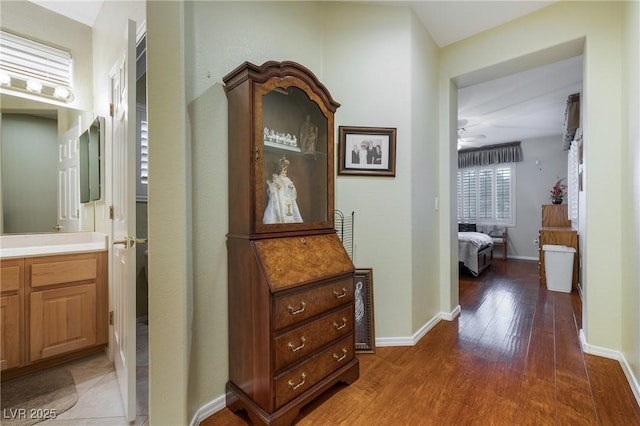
538 204 579 289
224 61 359 425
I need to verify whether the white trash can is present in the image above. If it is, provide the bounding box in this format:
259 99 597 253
543 244 576 293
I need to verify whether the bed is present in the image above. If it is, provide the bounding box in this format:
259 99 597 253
458 224 494 276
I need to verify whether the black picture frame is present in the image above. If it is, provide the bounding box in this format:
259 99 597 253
338 126 396 176
354 268 375 353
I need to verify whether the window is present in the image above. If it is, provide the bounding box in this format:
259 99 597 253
136 105 148 201
457 163 515 225
140 119 148 185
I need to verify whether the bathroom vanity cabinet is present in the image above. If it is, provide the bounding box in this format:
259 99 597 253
223 61 359 425
0 251 108 380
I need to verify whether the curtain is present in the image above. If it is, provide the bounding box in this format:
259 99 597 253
458 141 523 168
563 93 580 151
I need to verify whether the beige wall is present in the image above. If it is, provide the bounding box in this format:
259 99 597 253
408 11 442 332
147 1 190 424
323 2 443 340
621 0 640 400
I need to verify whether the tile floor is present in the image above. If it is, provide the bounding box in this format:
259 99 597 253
28 319 148 426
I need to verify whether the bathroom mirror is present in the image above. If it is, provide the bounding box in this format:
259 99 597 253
80 117 103 203
1 93 94 234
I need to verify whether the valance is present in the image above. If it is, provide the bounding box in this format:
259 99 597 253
458 141 523 168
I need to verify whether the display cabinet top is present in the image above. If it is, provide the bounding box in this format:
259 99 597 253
223 60 340 112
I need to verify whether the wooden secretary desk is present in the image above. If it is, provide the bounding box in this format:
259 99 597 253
223 61 359 425
538 204 579 289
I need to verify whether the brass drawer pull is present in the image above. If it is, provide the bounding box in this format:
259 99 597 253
333 287 348 299
287 301 306 315
333 317 348 330
288 372 307 390
333 348 348 362
287 336 307 352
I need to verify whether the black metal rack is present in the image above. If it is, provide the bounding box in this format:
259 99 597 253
334 210 354 260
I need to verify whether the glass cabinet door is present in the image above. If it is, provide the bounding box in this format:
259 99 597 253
254 81 333 233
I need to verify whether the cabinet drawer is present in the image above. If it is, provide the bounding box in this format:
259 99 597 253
274 305 353 371
31 257 98 288
274 278 353 330
274 335 354 409
1 259 23 292
254 234 354 290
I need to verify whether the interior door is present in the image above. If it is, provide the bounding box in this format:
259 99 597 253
57 121 81 232
110 19 137 422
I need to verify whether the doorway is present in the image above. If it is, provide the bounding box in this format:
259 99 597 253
134 32 149 417
451 43 586 321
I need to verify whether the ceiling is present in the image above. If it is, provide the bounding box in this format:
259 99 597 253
28 1 578 148
392 1 557 48
457 55 583 149
29 0 103 27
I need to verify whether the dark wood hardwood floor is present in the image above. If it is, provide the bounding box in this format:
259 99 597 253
204 259 640 425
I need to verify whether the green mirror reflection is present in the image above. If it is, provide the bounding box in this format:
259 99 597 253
1 93 95 234
80 117 102 203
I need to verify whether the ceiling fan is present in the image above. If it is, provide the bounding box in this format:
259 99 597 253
457 119 486 150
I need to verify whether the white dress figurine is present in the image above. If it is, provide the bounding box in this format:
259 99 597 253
263 156 303 224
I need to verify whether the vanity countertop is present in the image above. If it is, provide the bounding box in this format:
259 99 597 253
0 232 108 259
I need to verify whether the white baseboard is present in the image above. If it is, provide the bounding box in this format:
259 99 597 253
190 394 226 426
620 353 640 407
375 336 415 346
376 305 460 347
579 329 621 360
441 305 461 321
577 283 584 301
579 329 640 407
506 255 538 261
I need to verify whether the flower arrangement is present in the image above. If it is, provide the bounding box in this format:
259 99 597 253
550 177 567 204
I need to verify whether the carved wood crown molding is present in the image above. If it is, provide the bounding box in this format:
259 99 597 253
222 60 340 112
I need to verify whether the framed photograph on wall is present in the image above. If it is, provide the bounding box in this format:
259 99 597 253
338 126 396 176
354 268 375 353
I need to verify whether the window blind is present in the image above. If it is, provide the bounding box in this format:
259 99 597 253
495 167 511 220
140 120 148 185
458 169 477 222
478 169 493 220
457 163 514 225
0 30 72 87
